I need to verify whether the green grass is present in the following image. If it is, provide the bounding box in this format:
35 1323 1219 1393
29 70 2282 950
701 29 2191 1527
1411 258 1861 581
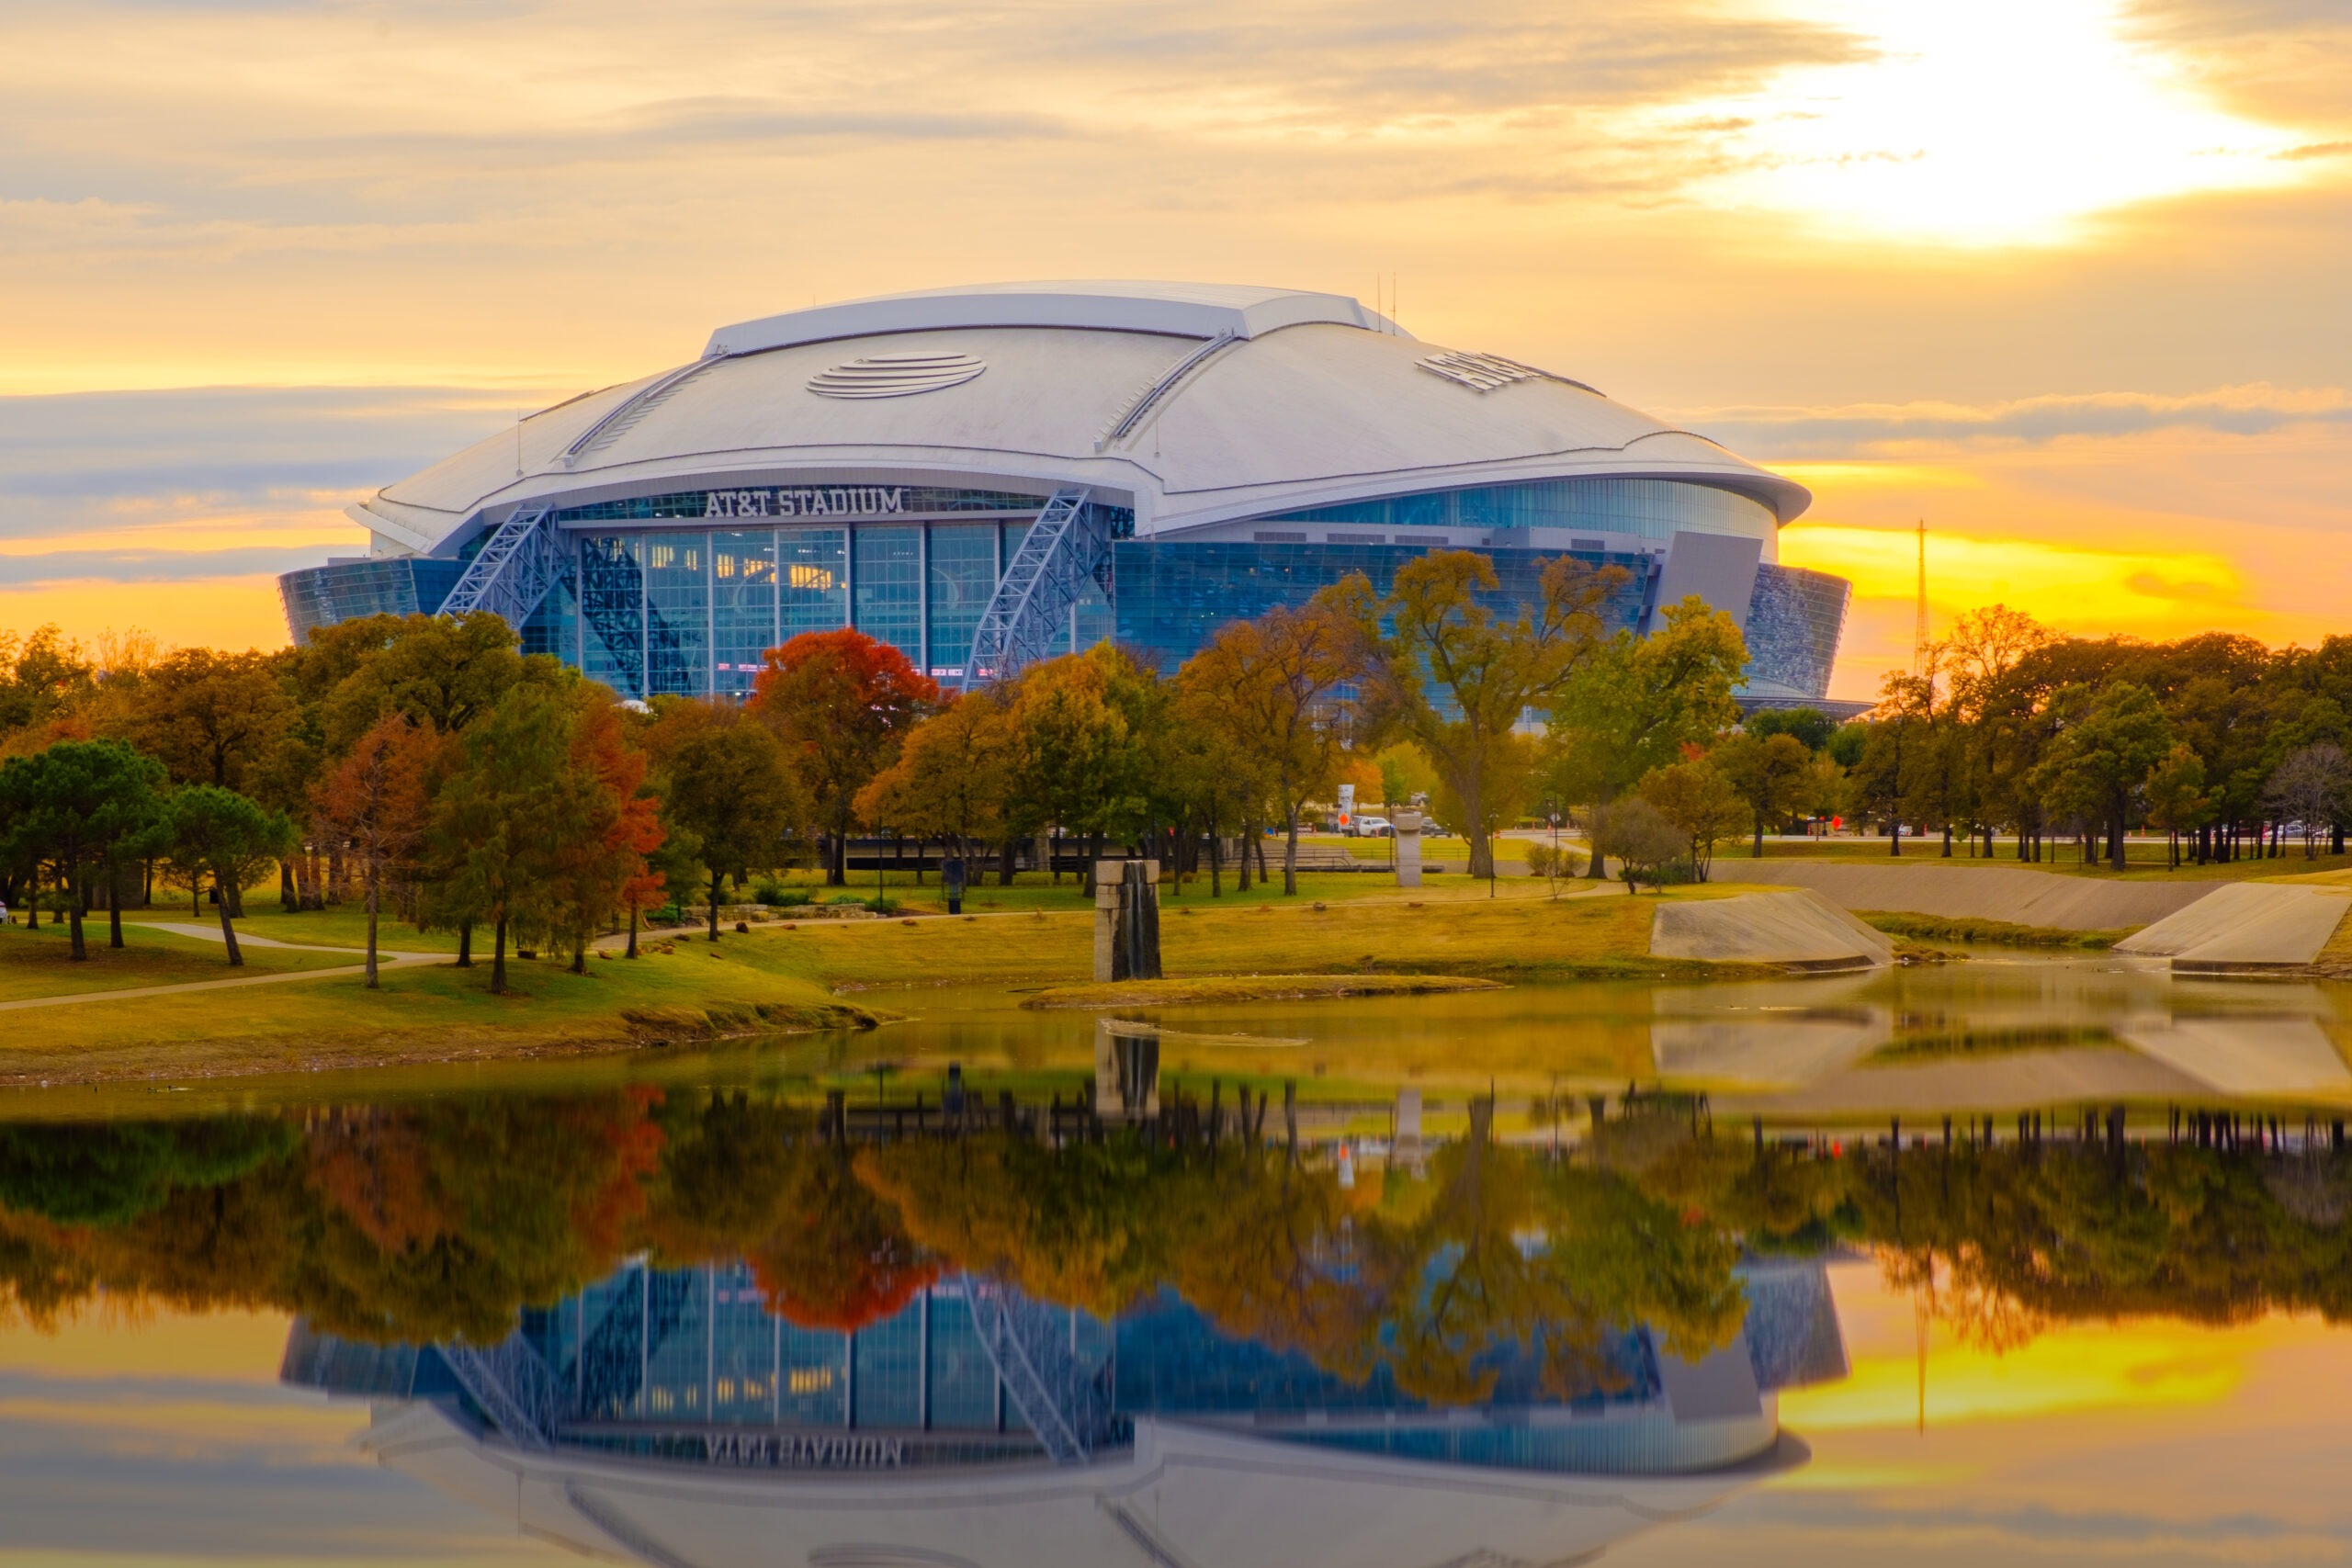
1023 975 1506 1009
1855 911 2139 949
0 936 882 1087
0 919 358 999
759 881 1769 993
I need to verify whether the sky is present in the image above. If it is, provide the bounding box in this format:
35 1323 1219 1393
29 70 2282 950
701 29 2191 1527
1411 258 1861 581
1 0 2348 697
1 1265 2346 1563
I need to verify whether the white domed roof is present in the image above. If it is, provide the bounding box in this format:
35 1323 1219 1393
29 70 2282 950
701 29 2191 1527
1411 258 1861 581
351 282 1808 555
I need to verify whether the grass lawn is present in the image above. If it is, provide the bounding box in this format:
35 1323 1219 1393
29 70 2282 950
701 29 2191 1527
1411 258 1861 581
1854 911 2137 949
0 937 879 1087
0 919 358 999
752 881 1764 994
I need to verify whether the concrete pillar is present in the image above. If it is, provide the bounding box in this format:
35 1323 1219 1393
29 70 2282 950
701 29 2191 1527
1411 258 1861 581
1093 858 1161 981
1394 810 1424 888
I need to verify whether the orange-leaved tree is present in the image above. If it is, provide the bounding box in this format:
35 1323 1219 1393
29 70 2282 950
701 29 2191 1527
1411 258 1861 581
311 714 438 987
544 696 665 971
852 686 1012 869
751 629 937 886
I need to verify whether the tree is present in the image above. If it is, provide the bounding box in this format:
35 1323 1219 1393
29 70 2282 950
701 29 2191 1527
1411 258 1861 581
1590 796 1687 893
1743 706 1837 753
751 630 937 885
311 716 435 987
164 785 294 965
425 685 578 992
1176 601 1370 895
2030 682 2174 870
853 688 1013 868
1002 647 1159 891
0 741 169 958
1546 597 1747 878
1343 551 1628 880
647 702 802 942
314 612 552 751
1637 758 1746 883
1523 840 1579 897
1714 730 1816 855
2265 743 2352 859
2144 742 2215 869
545 698 666 970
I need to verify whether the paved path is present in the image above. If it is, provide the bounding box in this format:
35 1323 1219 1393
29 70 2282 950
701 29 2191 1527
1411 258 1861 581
1721 861 2213 930
0 921 435 1014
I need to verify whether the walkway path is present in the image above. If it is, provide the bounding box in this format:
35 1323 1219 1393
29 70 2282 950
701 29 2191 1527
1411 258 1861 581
1722 861 2212 930
0 921 435 1014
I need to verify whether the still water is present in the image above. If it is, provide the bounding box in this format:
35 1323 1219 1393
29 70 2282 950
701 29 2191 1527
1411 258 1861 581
2 954 2348 1566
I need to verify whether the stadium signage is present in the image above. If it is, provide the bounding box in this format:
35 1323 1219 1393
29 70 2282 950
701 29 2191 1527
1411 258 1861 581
704 486 904 520
704 1433 906 1469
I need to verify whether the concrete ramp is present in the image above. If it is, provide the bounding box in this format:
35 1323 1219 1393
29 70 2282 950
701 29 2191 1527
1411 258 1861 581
2112 883 2352 971
2114 1017 2352 1097
1727 862 2207 931
1651 889 1894 971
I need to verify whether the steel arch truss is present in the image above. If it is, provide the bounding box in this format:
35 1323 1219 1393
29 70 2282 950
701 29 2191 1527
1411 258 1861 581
961 488 1103 689
439 506 566 631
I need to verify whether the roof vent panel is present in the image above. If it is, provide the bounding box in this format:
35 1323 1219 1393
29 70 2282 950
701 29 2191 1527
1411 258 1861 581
808 352 986 400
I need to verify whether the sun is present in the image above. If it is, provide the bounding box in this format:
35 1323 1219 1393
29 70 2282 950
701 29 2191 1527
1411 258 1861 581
1675 0 2311 247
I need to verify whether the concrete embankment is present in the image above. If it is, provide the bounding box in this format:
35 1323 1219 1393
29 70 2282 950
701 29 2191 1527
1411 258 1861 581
2112 882 2352 972
1650 889 1894 972
1725 861 2209 931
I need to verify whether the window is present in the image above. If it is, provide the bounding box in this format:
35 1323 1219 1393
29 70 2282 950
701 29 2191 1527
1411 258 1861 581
924 525 998 679
712 529 777 695
853 526 922 668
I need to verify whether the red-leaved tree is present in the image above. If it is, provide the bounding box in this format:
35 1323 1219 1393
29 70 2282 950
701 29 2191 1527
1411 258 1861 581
750 629 938 885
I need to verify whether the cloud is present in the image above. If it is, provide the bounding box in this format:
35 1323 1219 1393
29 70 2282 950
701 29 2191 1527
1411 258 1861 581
1681 384 2352 457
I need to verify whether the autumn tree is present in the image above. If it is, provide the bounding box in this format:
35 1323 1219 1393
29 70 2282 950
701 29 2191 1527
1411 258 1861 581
544 697 666 970
645 701 802 942
1340 551 1628 880
0 740 170 957
1176 599 1369 894
164 784 295 965
752 629 936 885
1637 757 1746 883
853 687 1013 867
1590 796 1686 893
1001 646 1160 891
1546 596 1747 877
311 715 437 987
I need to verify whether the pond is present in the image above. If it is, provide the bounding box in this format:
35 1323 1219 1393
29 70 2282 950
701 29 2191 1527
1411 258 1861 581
1 954 2347 1565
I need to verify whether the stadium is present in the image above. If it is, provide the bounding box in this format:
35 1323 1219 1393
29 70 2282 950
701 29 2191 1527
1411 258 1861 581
281 281 1850 705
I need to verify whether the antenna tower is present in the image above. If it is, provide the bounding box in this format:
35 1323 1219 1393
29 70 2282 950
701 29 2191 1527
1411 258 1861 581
1910 519 1931 675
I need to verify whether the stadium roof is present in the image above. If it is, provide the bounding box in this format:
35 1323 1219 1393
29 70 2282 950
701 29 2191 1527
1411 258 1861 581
349 281 1811 556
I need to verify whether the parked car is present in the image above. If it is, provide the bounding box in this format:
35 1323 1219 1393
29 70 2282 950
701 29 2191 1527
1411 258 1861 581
1348 816 1394 838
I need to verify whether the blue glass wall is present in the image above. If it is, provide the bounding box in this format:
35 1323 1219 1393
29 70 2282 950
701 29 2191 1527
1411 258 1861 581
1260 477 1772 543
923 525 998 681
280 558 464 643
853 527 923 670
282 480 1838 699
1112 540 1657 674
712 530 777 697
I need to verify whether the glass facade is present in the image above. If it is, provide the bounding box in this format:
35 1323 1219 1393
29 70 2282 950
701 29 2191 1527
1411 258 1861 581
279 558 464 643
853 526 923 669
283 479 1842 701
1113 539 1658 674
712 530 777 696
923 525 998 681
1260 477 1774 544
1742 563 1850 700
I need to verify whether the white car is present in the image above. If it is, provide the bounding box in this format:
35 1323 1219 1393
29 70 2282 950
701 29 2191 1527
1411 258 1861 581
1348 816 1394 838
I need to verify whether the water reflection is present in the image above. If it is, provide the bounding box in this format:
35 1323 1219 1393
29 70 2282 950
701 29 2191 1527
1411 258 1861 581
3 1022 2350 1564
